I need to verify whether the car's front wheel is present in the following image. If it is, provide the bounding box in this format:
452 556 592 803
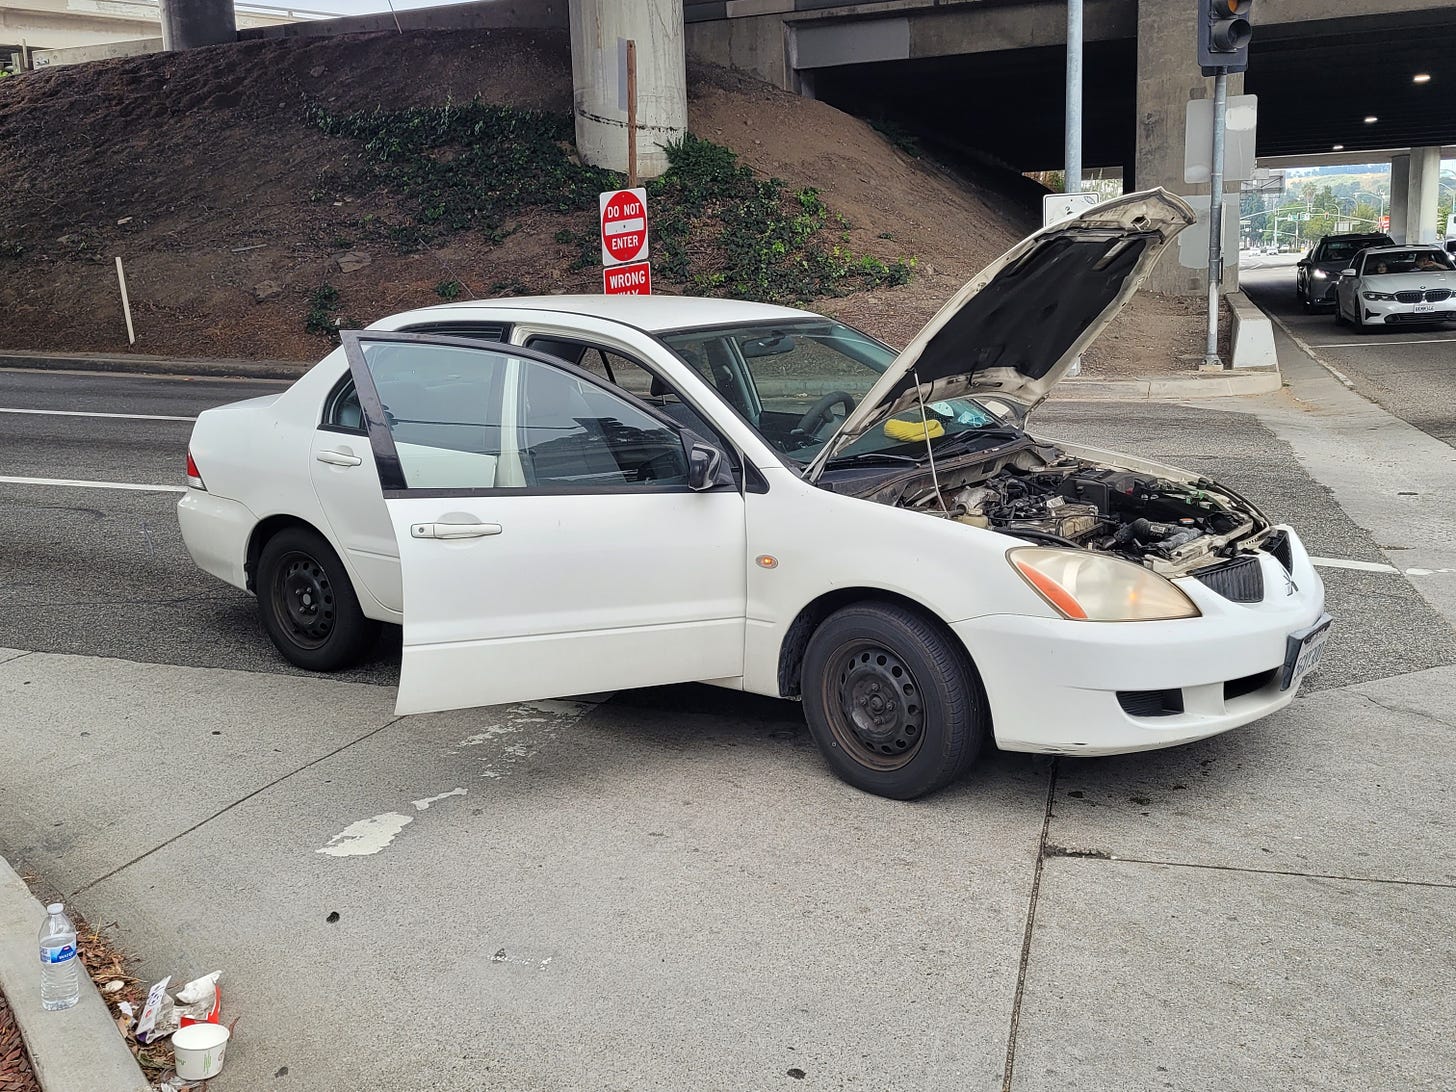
256 526 379 671
800 602 987 799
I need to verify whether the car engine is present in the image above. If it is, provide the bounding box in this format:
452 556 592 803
868 443 1267 575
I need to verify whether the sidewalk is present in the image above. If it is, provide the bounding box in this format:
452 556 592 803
1 645 1452 1090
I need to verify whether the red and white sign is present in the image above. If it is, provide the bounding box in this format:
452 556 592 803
603 260 651 296
599 187 649 267
1380 215 1391 232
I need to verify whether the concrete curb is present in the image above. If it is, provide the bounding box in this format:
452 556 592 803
1057 367 1282 401
0 351 308 382
1228 290 1280 369
0 859 150 1092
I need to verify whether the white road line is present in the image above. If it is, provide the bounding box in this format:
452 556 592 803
0 475 185 493
1310 556 1399 574
0 406 195 422
1318 337 1456 349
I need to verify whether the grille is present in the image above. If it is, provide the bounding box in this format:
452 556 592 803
1425 289 1452 302
1395 290 1423 303
1193 555 1264 603
1225 669 1277 701
1117 689 1184 718
1263 530 1293 573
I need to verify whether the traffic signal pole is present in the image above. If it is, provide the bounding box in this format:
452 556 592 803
1065 0 1083 195
1204 69 1228 368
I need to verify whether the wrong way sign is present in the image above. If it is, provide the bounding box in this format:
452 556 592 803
604 260 651 295
599 187 649 267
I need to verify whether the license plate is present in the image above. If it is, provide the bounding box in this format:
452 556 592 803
1282 614 1333 691
1413 302 1435 313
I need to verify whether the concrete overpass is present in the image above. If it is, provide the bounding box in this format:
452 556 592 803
684 0 1456 287
0 0 296 58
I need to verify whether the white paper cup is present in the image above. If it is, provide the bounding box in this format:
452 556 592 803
172 1022 230 1081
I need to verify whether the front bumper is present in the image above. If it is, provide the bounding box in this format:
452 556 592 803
954 528 1327 756
1359 296 1456 325
1306 274 1338 303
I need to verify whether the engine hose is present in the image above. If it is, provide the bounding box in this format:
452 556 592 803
1002 528 1082 548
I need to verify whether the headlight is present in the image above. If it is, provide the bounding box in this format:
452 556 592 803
1362 290 1396 301
1313 269 1329 279
1008 547 1201 622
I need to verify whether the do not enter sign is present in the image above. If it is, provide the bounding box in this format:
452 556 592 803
599 187 650 267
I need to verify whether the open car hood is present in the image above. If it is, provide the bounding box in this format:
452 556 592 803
806 189 1195 480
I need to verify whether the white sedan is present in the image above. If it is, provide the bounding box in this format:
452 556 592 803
179 190 1329 799
1334 244 1456 330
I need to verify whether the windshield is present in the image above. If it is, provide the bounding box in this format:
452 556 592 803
1363 249 1455 274
657 319 1012 467
1318 238 1382 263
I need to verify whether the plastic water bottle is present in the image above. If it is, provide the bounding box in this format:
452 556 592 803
38 903 80 1011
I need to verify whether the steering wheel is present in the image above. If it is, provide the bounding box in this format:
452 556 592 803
795 391 857 437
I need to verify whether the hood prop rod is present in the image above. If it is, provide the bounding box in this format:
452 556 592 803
913 371 952 517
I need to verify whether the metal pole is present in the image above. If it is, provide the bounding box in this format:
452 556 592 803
1064 0 1083 195
626 39 638 190
1204 70 1228 369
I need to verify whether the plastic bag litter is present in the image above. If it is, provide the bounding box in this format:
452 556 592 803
135 972 221 1043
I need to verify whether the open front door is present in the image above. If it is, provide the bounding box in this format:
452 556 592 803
343 331 747 715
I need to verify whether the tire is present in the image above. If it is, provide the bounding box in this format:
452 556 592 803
256 525 379 671
800 602 987 800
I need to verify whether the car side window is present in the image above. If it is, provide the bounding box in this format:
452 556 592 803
352 338 690 492
323 377 366 433
516 358 688 489
524 335 739 468
358 341 511 490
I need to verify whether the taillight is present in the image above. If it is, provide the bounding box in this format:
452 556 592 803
186 450 207 491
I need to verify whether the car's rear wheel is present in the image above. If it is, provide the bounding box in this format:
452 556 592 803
257 526 379 671
800 603 987 800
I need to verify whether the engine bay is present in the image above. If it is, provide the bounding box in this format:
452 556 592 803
866 442 1268 575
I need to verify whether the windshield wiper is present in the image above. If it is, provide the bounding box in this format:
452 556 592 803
934 427 1024 454
824 451 923 467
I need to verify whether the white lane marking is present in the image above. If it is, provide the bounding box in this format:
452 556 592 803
1404 568 1456 576
1309 556 1400 574
0 406 195 422
0 475 185 493
317 812 414 857
1318 337 1456 349
412 788 467 812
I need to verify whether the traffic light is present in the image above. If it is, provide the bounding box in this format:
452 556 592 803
1198 0 1254 75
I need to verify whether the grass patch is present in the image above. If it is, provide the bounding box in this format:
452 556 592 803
307 102 914 305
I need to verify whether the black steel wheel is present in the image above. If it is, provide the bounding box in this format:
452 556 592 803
256 525 379 671
801 602 987 799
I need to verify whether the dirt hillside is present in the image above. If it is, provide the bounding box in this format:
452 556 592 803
0 28 1195 372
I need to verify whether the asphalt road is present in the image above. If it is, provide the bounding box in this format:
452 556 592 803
3 364 1456 1090
1240 252 1456 447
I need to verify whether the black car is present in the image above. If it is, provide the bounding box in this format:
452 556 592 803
1297 232 1393 309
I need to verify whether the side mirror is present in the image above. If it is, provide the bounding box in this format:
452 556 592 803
687 442 725 491
1341 268 1357 277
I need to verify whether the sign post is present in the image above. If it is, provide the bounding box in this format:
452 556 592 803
599 186 651 295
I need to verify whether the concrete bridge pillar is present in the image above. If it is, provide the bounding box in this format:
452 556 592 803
1133 0 1242 296
159 0 237 51
1403 146 1442 245
1389 154 1411 244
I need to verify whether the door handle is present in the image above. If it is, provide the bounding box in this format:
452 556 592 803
410 522 503 540
316 450 363 467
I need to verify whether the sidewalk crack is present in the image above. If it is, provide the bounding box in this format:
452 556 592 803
1103 855 1455 891
1002 757 1058 1092
69 714 406 898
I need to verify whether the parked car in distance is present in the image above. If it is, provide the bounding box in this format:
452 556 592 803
1334 244 1456 331
1297 232 1393 309
177 190 1330 800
